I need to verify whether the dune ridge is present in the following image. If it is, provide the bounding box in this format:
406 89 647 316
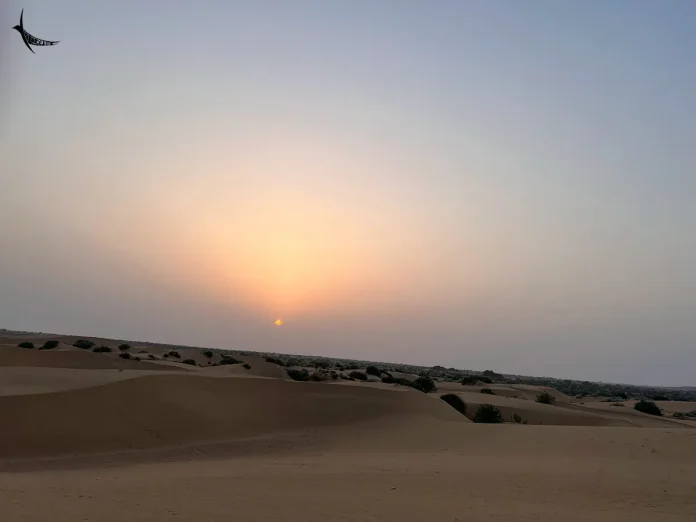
0 373 466 460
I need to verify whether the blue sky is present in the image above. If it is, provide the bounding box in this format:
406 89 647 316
1 1 695 385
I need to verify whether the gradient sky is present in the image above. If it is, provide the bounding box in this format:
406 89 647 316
1 1 695 386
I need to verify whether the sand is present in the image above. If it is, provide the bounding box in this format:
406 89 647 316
1 339 695 521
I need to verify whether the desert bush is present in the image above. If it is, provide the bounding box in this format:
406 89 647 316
611 402 625 407
480 388 495 395
440 394 467 416
349 371 368 381
182 359 197 366
536 391 556 405
473 404 503 423
73 339 94 350
17 341 34 349
265 356 285 366
243 363 251 369
287 368 310 382
218 356 242 365
366 365 381 377
512 413 522 423
167 350 181 359
92 346 112 353
460 375 478 385
148 354 156 360
118 343 131 351
163 353 169 358
203 350 214 358
119 352 131 360
674 412 685 419
634 399 662 416
650 394 670 401
40 340 60 350
312 360 331 369
331 373 339 380
133 356 141 361
414 376 437 393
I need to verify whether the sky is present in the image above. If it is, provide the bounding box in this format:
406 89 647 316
1 1 694 386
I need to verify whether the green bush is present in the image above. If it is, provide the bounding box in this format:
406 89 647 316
203 350 214 358
512 413 522 423
480 388 495 395
167 350 181 359
349 371 368 381
40 340 60 350
182 359 197 366
440 394 467 416
218 356 242 365
92 346 112 353
365 365 381 377
118 344 131 351
287 368 310 382
17 341 34 349
536 391 556 405
243 363 251 369
634 400 662 416
414 376 437 393
473 404 503 423
265 356 286 366
119 352 131 360
73 339 94 350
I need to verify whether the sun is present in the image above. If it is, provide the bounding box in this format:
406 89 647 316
275 319 283 326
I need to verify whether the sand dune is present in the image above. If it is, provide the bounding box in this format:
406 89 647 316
0 373 465 460
0 345 185 371
439 391 690 427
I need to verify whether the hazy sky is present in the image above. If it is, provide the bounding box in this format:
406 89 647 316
1 1 695 386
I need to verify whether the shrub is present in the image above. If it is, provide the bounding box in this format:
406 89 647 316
218 356 242 365
634 399 662 416
133 356 141 361
265 356 285 366
512 413 522 424
182 359 197 366
73 339 94 350
203 350 214 358
119 352 131 360
473 404 503 423
148 354 156 360
167 350 181 359
480 388 495 395
118 344 131 351
610 402 625 407
536 391 556 405
414 376 437 393
312 360 330 369
461 376 478 385
674 412 685 419
163 353 169 358
440 394 467 416
349 371 368 381
287 368 310 382
40 340 59 350
243 363 251 369
17 341 34 349
366 365 381 377
92 346 112 353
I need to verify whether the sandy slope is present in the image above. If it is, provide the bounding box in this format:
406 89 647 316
0 345 184 371
0 373 465 460
3 419 695 521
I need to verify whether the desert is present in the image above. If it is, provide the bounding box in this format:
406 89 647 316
1 331 695 522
